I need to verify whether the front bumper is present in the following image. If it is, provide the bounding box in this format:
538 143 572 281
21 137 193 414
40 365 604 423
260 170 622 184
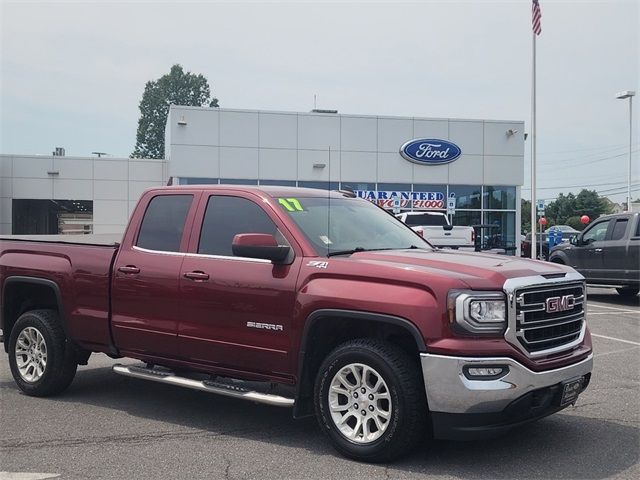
421 352 593 439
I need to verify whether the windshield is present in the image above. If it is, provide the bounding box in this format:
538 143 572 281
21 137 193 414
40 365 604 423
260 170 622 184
403 213 447 227
278 196 432 256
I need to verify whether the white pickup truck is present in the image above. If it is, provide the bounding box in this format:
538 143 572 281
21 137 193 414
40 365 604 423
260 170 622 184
395 211 475 248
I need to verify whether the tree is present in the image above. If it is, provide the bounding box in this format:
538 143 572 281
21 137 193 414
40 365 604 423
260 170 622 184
132 64 219 159
544 189 613 229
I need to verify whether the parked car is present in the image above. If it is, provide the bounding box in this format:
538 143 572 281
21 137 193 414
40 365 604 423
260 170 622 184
549 213 640 296
521 226 580 260
1 186 593 462
395 211 475 248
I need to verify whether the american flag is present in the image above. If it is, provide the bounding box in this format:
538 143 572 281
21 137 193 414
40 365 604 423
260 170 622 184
532 0 542 35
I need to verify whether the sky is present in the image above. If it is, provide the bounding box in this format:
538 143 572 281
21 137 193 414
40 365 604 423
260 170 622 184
0 0 638 203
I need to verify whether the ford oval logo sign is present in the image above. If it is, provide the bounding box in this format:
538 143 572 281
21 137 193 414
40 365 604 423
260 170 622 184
400 139 462 165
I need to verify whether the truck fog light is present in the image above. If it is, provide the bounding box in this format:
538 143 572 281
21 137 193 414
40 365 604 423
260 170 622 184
463 365 509 380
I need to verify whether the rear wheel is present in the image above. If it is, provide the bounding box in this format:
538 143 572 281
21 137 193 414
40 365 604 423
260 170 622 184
314 339 428 463
8 309 78 397
616 287 639 297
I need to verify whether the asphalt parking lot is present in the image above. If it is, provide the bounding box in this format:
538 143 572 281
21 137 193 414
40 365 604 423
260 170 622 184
0 287 638 480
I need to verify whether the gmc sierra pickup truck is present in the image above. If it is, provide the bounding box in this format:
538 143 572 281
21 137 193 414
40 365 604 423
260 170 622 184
0 186 593 462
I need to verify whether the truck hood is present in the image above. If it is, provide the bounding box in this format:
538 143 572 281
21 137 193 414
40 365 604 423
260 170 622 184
344 249 574 289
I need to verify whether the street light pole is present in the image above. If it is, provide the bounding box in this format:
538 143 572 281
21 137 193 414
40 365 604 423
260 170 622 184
616 90 635 212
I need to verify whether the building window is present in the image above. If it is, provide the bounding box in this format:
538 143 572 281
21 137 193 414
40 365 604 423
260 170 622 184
259 179 297 186
11 199 93 235
449 185 482 210
341 182 375 191
298 181 340 190
413 184 447 194
178 177 219 185
376 183 411 191
483 211 516 252
451 211 481 228
220 179 258 185
484 186 516 210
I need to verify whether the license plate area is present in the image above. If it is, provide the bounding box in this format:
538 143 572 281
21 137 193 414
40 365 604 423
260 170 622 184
559 377 584 406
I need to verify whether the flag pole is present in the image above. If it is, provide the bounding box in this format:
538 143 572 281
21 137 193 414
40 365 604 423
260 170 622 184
530 30 537 259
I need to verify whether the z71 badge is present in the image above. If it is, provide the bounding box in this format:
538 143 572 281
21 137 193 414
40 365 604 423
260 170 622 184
307 261 329 269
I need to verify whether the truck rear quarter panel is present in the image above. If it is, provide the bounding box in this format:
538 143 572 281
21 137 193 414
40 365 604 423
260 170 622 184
0 241 117 351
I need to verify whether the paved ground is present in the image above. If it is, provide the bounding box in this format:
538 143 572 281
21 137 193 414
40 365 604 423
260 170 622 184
0 287 638 480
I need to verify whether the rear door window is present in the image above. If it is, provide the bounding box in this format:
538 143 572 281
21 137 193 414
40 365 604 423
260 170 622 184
404 214 447 227
137 195 193 252
610 219 628 241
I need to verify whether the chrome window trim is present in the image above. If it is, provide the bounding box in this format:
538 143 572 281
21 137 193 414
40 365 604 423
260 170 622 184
503 271 587 358
132 245 273 264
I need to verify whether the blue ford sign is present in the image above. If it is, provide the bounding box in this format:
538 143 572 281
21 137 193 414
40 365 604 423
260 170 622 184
400 139 462 165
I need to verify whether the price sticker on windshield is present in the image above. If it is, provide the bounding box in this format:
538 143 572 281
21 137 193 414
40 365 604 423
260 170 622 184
279 198 304 212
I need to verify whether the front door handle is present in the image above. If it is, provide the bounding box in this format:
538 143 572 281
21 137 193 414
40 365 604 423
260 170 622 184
184 271 210 281
118 265 140 274
594 248 603 253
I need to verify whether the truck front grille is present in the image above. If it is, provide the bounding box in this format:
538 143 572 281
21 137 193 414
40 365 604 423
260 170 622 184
515 283 585 354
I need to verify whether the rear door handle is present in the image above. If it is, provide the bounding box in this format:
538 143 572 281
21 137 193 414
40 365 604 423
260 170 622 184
594 248 603 253
183 271 210 281
118 265 140 274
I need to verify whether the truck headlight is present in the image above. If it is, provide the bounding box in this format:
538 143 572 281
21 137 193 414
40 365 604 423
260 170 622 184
447 291 507 335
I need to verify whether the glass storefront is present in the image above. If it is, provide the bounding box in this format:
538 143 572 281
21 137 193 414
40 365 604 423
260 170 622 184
176 178 517 253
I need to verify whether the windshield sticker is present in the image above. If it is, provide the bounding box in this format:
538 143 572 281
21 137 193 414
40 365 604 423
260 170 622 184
307 261 329 269
319 235 333 245
278 198 304 212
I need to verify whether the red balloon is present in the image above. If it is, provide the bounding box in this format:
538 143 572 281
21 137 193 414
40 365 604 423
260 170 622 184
580 215 590 225
538 217 547 226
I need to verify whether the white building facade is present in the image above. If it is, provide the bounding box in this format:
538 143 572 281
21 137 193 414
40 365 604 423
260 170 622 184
166 106 525 252
1 106 524 253
0 154 166 235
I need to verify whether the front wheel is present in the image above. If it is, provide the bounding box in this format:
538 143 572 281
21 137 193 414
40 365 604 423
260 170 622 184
616 287 639 297
8 309 78 397
314 339 428 463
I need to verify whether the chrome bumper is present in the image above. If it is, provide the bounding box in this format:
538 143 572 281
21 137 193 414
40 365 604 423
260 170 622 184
420 353 593 414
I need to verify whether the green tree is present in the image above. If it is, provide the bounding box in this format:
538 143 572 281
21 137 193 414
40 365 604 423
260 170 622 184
132 64 219 159
545 189 613 228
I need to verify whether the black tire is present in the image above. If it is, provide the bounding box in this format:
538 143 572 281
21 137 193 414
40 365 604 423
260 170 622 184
550 257 565 265
616 287 639 297
314 338 428 463
8 309 78 397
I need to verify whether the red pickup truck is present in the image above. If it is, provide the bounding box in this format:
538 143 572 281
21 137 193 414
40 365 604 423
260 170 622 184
0 186 593 462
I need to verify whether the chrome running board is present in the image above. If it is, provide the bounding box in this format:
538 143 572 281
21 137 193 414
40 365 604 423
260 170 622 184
112 364 294 407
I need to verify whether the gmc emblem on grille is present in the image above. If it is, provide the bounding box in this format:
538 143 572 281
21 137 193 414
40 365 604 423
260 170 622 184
546 295 575 313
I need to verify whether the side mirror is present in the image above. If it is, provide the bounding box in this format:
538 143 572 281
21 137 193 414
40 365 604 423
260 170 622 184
570 235 578 246
232 233 291 263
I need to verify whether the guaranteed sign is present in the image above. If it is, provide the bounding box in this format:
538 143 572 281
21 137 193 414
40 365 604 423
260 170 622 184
355 190 445 210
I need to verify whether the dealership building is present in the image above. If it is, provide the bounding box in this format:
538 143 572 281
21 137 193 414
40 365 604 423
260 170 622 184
1 106 524 252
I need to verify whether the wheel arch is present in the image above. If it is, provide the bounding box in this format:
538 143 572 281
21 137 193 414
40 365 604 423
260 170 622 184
2 276 67 353
549 251 568 264
293 309 426 418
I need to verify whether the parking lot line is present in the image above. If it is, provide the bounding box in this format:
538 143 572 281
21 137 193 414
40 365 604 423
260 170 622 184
594 346 640 358
587 303 640 313
589 311 638 315
591 333 640 346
